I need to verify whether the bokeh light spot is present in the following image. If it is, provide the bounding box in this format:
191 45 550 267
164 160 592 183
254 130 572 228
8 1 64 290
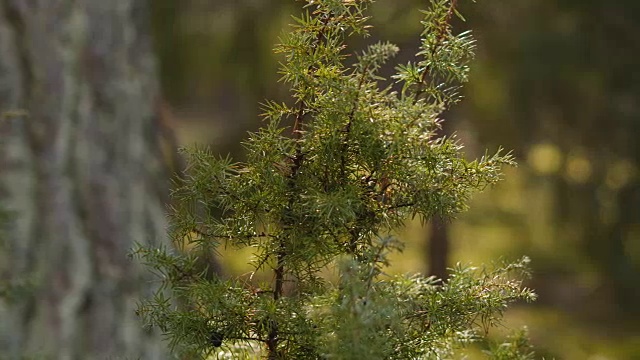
565 153 592 184
528 142 563 175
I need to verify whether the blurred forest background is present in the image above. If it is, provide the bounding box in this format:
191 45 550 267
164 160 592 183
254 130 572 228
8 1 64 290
152 0 640 358
0 0 638 359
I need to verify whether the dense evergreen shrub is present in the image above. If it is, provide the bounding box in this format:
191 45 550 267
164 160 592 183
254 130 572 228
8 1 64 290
133 1 536 358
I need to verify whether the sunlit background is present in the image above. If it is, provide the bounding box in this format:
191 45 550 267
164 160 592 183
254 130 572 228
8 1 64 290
151 1 639 358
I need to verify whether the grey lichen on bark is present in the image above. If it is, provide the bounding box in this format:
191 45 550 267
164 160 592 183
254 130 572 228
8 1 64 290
0 0 171 358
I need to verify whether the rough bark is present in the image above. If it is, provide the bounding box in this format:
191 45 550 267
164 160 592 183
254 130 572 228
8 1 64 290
0 0 170 358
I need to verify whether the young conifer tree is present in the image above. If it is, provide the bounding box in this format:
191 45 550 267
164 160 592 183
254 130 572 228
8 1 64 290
133 0 536 358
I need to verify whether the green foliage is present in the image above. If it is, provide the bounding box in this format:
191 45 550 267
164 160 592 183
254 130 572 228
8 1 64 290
484 328 535 360
133 0 535 358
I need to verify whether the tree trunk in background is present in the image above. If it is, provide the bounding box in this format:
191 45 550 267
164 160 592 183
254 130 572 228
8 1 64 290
428 215 450 281
427 116 454 281
0 1 170 358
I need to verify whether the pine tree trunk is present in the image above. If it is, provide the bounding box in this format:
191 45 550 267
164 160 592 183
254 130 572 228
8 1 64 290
0 1 170 358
